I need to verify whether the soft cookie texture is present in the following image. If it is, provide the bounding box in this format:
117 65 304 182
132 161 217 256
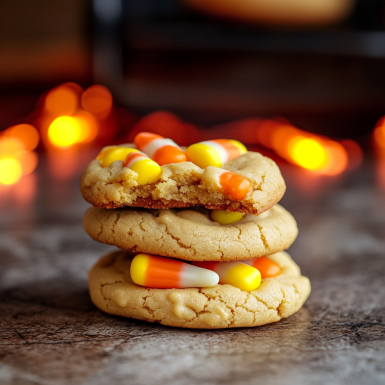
84 204 298 261
88 250 311 329
80 148 286 215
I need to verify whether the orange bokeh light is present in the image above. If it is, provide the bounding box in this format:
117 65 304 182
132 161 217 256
72 111 98 143
81 85 113 115
319 141 348 176
373 116 385 149
45 84 81 116
0 126 40 185
17 151 39 175
249 119 351 176
47 113 98 148
6 124 40 151
288 136 328 171
340 139 363 170
48 116 82 148
0 137 25 154
271 125 300 159
0 157 23 185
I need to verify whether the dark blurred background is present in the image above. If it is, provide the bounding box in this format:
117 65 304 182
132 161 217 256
1 0 385 132
1 0 385 187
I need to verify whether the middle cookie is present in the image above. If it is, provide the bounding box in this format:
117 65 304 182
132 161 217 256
84 204 298 261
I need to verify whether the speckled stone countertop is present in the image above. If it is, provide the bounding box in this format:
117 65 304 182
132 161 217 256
1 156 385 385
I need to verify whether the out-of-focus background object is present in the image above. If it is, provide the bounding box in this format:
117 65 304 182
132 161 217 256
183 0 355 26
1 0 385 188
92 0 385 139
0 0 90 85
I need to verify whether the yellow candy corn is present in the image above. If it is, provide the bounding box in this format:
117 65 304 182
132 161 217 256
186 139 247 168
211 210 244 225
192 261 261 292
98 147 139 167
124 152 162 185
96 146 117 160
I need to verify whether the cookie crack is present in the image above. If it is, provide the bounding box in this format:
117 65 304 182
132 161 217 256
163 225 191 251
138 216 146 232
256 174 266 191
253 295 277 313
277 287 289 318
257 224 269 248
96 221 104 237
112 212 121 234
142 295 156 318
99 280 124 311
240 293 259 325
235 226 252 257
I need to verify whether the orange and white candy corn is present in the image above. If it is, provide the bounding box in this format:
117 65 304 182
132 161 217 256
186 139 247 168
123 151 162 185
216 170 251 200
243 257 281 279
130 254 219 289
192 261 261 292
134 132 187 166
97 146 140 167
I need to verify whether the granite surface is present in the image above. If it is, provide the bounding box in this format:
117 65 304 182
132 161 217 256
1 156 385 385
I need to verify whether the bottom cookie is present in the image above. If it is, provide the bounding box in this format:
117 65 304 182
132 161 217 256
88 250 311 329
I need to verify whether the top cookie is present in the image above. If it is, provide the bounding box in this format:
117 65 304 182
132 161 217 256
80 144 286 215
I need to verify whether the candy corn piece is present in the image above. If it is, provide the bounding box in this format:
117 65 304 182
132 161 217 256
97 146 140 167
124 152 162 185
96 146 117 160
186 139 247 168
130 254 219 289
192 261 261 292
243 257 282 279
134 132 187 166
211 209 244 225
217 170 251 200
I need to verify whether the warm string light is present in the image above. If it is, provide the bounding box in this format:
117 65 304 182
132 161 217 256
205 119 360 176
0 124 39 185
0 82 110 186
258 121 349 175
1 81 370 187
43 83 111 149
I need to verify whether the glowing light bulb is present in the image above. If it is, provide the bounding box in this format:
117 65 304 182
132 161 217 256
288 137 328 170
48 116 82 148
0 158 22 185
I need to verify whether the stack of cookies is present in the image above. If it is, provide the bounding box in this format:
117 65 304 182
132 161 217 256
81 133 310 329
